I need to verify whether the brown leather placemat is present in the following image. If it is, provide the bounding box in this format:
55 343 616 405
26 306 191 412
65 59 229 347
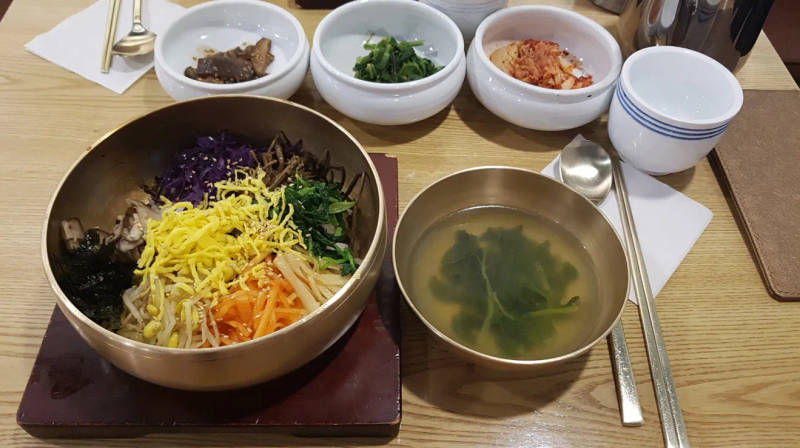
16 153 401 438
711 90 800 301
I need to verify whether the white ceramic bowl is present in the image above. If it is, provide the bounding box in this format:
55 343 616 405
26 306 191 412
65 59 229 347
467 6 622 131
420 0 508 43
310 0 466 126
154 0 309 101
609 46 743 175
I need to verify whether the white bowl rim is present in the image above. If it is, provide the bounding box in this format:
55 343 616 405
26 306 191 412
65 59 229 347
392 165 629 367
311 0 465 92
154 0 308 92
41 95 387 358
620 45 744 128
473 5 622 98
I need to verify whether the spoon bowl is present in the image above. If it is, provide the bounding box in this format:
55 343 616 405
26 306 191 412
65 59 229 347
112 0 156 57
113 29 157 56
559 137 612 204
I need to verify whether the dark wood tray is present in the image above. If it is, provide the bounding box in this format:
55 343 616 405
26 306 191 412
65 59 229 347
16 153 400 438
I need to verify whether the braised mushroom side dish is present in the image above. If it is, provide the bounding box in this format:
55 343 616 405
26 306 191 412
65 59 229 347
184 38 274 84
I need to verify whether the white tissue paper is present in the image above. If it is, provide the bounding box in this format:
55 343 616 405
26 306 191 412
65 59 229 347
541 135 713 304
25 0 186 94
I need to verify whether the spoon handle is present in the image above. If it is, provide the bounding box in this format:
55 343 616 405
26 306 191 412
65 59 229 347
612 156 690 448
132 0 145 33
609 321 643 426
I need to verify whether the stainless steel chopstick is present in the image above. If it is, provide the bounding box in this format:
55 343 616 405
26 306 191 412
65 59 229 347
101 0 122 73
609 321 643 426
611 156 690 448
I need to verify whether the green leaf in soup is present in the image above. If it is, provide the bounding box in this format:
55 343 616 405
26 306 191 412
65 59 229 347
439 231 484 286
491 314 557 359
524 296 580 319
481 226 551 313
429 231 490 341
429 225 581 358
451 306 486 344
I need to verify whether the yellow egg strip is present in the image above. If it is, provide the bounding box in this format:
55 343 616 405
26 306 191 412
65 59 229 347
135 168 307 328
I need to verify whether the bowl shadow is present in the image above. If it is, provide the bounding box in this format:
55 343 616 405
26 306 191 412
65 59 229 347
654 165 696 192
613 152 697 199
290 75 449 147
346 106 450 146
400 306 589 419
453 83 609 154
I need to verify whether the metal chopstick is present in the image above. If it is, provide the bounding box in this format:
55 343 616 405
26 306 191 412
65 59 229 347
101 0 122 73
611 155 690 448
610 321 643 426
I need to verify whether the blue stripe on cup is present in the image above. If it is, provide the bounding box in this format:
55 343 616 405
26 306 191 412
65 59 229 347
615 88 729 141
617 88 729 135
617 88 729 139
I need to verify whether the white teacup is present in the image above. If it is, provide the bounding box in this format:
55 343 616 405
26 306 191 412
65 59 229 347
608 46 743 175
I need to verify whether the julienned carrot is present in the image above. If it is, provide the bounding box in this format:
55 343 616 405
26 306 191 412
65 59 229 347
211 260 306 345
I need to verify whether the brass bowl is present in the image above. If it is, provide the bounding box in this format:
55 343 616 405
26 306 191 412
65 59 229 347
42 96 386 391
392 166 628 369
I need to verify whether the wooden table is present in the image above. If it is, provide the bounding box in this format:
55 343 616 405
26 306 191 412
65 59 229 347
1 1 798 447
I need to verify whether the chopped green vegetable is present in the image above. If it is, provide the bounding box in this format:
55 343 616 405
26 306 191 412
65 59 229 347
55 230 135 331
429 226 579 358
284 176 358 275
353 36 443 83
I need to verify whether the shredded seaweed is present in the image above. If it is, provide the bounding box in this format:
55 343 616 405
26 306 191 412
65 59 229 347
54 230 135 331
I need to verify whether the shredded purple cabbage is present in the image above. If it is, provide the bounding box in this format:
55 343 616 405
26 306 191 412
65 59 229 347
148 133 302 205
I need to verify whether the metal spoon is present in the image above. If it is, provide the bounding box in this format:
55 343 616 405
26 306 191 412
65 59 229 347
560 138 643 427
112 0 156 56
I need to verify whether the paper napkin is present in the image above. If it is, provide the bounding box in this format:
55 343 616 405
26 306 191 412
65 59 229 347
25 0 186 94
541 136 713 304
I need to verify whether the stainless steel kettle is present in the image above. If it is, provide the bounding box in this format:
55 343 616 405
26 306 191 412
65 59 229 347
618 0 775 72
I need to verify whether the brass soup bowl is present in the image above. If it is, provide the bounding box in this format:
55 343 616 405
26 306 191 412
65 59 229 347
393 167 627 369
42 96 387 390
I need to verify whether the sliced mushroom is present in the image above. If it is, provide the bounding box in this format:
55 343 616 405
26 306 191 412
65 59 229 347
249 38 274 76
90 228 114 245
61 218 85 253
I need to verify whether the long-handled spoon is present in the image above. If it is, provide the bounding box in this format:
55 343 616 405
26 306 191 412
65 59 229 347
559 137 643 427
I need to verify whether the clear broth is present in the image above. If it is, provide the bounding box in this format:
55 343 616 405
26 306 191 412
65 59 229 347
409 206 599 360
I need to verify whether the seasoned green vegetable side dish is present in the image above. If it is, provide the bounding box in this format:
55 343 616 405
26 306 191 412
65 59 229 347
353 36 443 83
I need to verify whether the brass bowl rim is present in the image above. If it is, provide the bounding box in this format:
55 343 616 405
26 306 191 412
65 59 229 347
392 165 629 366
41 94 386 357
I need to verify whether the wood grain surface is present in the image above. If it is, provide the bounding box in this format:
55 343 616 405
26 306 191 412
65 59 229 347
1 1 798 447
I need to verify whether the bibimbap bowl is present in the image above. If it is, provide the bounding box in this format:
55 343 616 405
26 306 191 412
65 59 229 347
41 96 386 391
